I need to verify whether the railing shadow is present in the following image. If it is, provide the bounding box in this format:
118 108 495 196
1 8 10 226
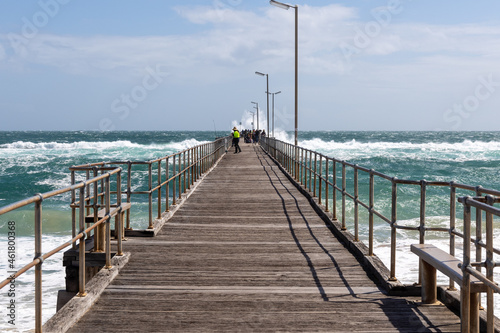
254 145 355 301
254 145 450 332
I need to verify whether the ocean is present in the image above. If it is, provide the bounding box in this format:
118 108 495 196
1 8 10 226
1 130 500 331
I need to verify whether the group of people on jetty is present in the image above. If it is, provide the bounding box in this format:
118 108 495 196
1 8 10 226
231 127 266 154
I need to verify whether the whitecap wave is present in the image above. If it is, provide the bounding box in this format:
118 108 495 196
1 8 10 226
0 140 143 150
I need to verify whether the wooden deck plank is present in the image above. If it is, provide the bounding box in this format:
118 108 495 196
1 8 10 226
66 144 461 332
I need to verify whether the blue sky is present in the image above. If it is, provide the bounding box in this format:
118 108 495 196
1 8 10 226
1 0 500 131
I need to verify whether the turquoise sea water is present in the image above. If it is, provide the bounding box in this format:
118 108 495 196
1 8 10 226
1 130 500 331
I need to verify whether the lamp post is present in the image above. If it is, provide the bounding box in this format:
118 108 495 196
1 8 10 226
270 0 298 146
255 71 269 136
269 91 281 137
251 101 259 130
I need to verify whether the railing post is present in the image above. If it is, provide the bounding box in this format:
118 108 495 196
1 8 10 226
485 195 495 333
185 151 188 193
172 155 177 205
303 150 307 189
157 161 162 219
94 168 104 252
332 160 337 221
116 170 123 255
461 197 472 333
308 150 312 193
148 163 153 229
178 153 182 200
318 155 323 205
342 163 347 231
166 157 170 212
300 149 304 185
449 182 456 290
325 158 329 212
77 186 87 297
390 178 397 281
475 186 483 287
71 171 76 249
369 171 374 255
126 161 132 230
354 165 359 241
105 175 112 269
35 195 42 333
419 180 427 244
313 153 317 197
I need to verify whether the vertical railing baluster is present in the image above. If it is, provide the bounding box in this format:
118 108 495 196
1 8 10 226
166 157 170 212
313 153 317 197
369 171 374 255
318 155 323 205
178 153 182 200
78 186 87 297
475 186 483 291
71 171 76 249
342 163 347 231
390 178 397 280
325 158 329 212
308 151 312 193
461 198 472 333
105 176 112 268
117 171 123 255
449 182 456 290
126 162 132 230
157 161 162 219
148 163 153 229
354 165 359 241
485 195 495 333
34 195 42 333
419 180 426 244
332 160 337 221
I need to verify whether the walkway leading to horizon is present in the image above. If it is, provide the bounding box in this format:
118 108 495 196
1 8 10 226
66 144 461 332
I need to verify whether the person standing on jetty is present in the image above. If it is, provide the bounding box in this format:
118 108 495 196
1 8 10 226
232 127 241 154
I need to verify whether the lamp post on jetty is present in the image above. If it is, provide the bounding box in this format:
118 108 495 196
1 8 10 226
269 91 281 137
250 111 256 131
251 101 259 130
270 0 298 146
255 71 269 136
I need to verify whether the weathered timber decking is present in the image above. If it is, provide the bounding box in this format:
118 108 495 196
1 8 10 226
66 144 461 332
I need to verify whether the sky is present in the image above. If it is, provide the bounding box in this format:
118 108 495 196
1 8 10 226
1 0 500 131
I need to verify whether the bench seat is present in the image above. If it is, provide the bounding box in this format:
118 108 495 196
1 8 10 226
411 244 487 293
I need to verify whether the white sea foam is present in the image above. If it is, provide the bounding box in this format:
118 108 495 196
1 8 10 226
0 140 143 151
164 139 210 152
298 138 500 162
0 235 68 332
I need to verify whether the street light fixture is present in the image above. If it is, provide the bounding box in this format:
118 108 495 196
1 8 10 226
270 0 298 146
251 101 259 130
255 71 269 136
269 91 281 137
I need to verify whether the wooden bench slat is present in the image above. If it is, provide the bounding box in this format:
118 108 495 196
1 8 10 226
410 244 487 293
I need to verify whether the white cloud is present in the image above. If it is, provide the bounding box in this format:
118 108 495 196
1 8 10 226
0 4 499 85
0 43 5 61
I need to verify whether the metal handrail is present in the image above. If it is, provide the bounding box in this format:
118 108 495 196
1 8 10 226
0 167 124 333
261 137 500 330
0 136 230 333
70 136 229 230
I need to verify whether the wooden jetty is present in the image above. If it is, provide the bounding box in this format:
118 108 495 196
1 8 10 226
49 145 462 332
